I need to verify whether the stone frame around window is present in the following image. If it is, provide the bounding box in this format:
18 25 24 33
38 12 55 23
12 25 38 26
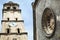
41 8 56 38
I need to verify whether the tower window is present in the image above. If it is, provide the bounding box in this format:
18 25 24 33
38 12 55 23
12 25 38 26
7 7 10 9
7 18 9 21
13 7 16 9
6 28 10 33
16 18 17 21
17 28 20 33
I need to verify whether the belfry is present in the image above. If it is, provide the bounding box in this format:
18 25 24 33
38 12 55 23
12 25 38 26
0 1 27 40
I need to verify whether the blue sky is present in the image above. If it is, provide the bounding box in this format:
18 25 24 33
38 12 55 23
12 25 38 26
0 0 35 40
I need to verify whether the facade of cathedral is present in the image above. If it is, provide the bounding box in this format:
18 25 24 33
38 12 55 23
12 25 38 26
0 1 27 40
32 0 60 40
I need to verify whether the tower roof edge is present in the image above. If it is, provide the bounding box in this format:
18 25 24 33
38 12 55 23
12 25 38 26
3 1 19 6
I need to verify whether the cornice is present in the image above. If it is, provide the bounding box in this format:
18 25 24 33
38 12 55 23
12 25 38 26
1 20 24 22
3 1 19 7
2 9 21 12
0 32 28 35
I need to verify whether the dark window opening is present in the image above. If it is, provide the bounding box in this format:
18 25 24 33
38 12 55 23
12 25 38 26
7 28 10 33
17 28 20 33
7 18 9 21
16 18 18 21
7 7 10 9
13 7 16 9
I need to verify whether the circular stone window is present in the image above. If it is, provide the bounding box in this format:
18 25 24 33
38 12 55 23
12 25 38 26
42 8 56 37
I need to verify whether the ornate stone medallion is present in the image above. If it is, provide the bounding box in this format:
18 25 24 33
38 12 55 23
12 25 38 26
42 8 56 37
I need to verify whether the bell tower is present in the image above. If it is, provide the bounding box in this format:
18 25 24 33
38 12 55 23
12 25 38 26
0 1 27 40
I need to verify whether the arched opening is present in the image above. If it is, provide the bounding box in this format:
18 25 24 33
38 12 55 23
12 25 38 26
17 28 20 33
15 18 18 21
6 28 10 33
7 18 9 21
13 7 16 9
7 7 10 9
42 8 56 37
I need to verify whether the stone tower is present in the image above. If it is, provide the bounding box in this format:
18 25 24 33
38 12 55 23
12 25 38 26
32 0 60 40
0 1 27 40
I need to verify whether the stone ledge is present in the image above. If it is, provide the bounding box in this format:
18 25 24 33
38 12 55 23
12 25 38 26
0 32 28 35
1 20 24 22
2 9 21 12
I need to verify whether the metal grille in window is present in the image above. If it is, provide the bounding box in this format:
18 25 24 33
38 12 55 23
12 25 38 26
42 8 56 38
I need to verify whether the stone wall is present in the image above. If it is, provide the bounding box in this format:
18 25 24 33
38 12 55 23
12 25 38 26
33 0 60 40
0 34 27 40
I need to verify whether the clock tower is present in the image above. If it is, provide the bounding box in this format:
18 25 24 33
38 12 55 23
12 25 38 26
0 1 27 40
